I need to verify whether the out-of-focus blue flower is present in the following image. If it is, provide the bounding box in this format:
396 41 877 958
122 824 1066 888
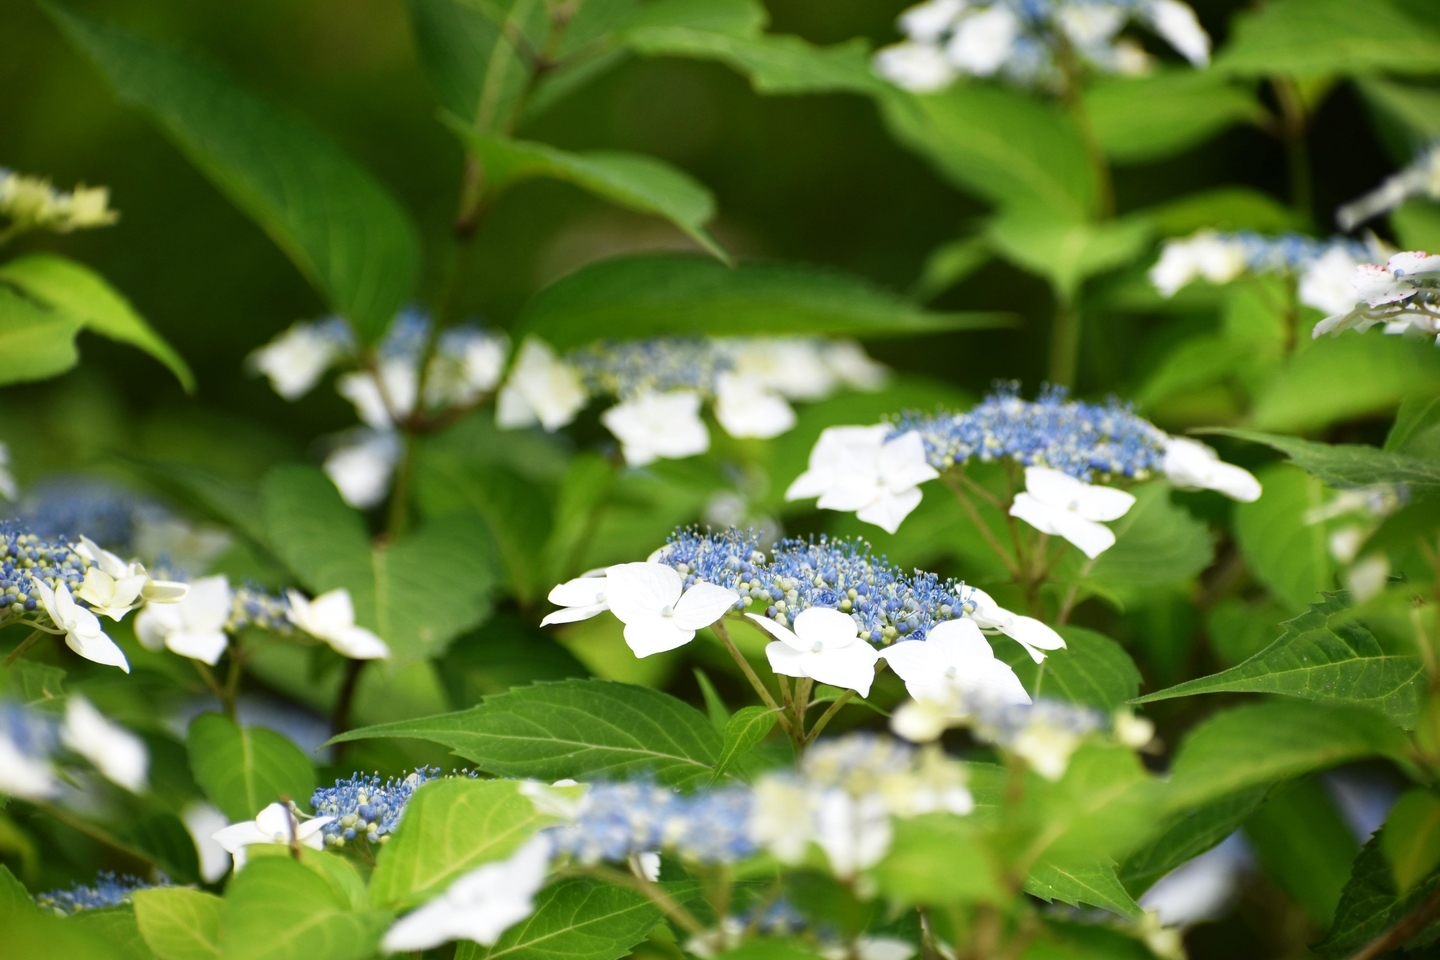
34 872 162 915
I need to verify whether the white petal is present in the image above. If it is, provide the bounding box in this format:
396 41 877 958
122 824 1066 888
1147 0 1210 66
65 625 130 673
144 579 190 603
747 612 808 653
878 638 943 686
135 604 180 651
540 603 608 626
183 575 233 633
714 375 796 439
330 626 391 660
183 802 232 882
818 476 886 513
874 41 957 92
801 643 881 697
946 5 1019 75
166 630 230 666
878 431 939 490
1024 467 1135 521
672 582 741 631
791 607 860 650
605 563 684 623
547 575 609 608
212 820 270 854
309 589 359 633
623 614 696 657
63 696 148 792
1010 493 1117 559
855 488 924 534
324 432 401 510
765 641 811 678
1001 615 1067 664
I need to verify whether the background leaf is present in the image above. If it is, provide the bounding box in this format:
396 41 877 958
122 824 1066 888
1233 465 1334 613
1241 776 1358 928
1251 335 1440 433
0 286 83 385
216 856 390 960
996 627 1141 713
1084 72 1264 164
186 712 316 821
709 705 777 782
1216 0 1440 77
1209 428 1440 491
132 888 223 960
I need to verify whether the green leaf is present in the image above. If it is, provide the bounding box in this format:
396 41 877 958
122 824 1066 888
406 0 548 129
1386 391 1440 455
625 0 881 96
4 908 131 960
912 235 991 302
1135 593 1424 727
1119 786 1269 894
1079 481 1214 590
1085 71 1264 164
2 659 66 704
444 120 726 260
1381 789 1440 894
262 465 499 666
124 812 202 886
1392 199 1440 254
1233 464 1334 613
542 455 615 586
0 863 35 914
1242 776 1358 927
694 668 730 731
217 856 390 960
710 705 777 783
876 86 1098 219
49 4 418 340
69 906 156 960
1253 333 1440 433
514 253 1006 351
986 211 1152 301
456 878 687 960
0 285 83 385
996 627 1140 713
331 678 722 787
369 779 556 908
1217 0 1440 78
0 255 192 391
1163 701 1412 812
1145 187 1307 237
1358 77 1440 147
872 813 1001 906
132 888 222 960
1316 831 1440 958
186 712 316 822
1210 428 1440 492
1025 860 1142 920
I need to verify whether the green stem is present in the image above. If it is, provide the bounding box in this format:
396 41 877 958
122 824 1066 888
386 432 414 539
942 473 1019 577
3 629 45 669
1047 298 1081 390
805 689 855 743
712 620 792 736
193 660 232 718
1271 76 1311 218
569 863 707 936
791 678 813 746
31 801 156 871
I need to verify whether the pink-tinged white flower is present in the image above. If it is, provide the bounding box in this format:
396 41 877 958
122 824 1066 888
958 586 1066 663
786 426 938 535
713 373 797 439
881 619 1030 707
600 391 710 466
540 569 611 626
748 607 881 697
1163 437 1261 502
496 338 588 432
605 562 740 657
62 695 148 793
1009 466 1135 559
34 580 128 673
286 588 390 660
213 802 332 870
136 575 232 666
382 834 553 952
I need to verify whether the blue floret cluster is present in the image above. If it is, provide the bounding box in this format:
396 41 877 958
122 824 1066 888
0 522 88 616
311 767 477 847
34 872 161 915
548 780 758 865
567 338 732 401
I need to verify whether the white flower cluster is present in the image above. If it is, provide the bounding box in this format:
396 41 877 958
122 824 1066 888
1312 250 1440 344
1150 230 1384 317
0 168 118 235
873 0 1210 94
1337 141 1440 232
496 336 887 467
0 695 149 800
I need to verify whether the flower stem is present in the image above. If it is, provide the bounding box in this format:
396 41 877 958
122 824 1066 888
805 689 854 743
712 621 792 736
942 473 1019 577
571 864 707 936
1047 299 1082 390
3 629 45 669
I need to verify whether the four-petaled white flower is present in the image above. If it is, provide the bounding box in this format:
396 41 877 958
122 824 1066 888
75 564 148 621
212 801 333 870
62 695 148 793
787 426 939 535
1162 437 1261 502
34 580 129 673
382 834 553 952
136 575 233 666
601 391 711 466
748 607 882 697
1009 466 1136 559
947 4 1020 76
75 535 189 608
540 570 611 626
286 588 390 660
713 372 797 439
605 562 740 658
247 320 351 401
881 619 1031 707
496 338 588 432
957 586 1066 663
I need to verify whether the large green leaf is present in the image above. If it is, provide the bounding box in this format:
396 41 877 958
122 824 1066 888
1084 71 1264 164
262 465 499 666
710 705 777 783
1025 860 1142 920
871 814 1001 906
332 678 722 787
877 86 1098 219
1252 333 1440 432
986 211 1152 301
445 120 725 260
1316 831 1440 957
0 255 192 391
1209 427 1440 492
406 0 548 129
455 878 689 960
1217 0 1440 78
1162 701 1412 812
0 285 83 385
1119 786 1269 894
996 627 1140 713
513 253 1006 350
369 779 556 908
1383 789 1440 894
1233 464 1334 613
1358 77 1440 146
132 888 222 960
124 812 202 886
68 907 155 960
1079 481 1214 590
217 856 390 960
1136 593 1424 727
185 713 316 822
50 4 418 340
1242 776 1359 927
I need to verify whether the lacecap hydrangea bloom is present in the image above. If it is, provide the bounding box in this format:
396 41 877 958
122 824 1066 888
786 385 1260 551
873 0 1210 94
1312 250 1440 343
34 872 162 915
1150 230 1384 317
311 767 463 847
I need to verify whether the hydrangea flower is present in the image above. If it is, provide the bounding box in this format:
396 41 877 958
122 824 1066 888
61 694 148 793
874 0 1210 93
1009 465 1137 558
881 618 1031 710
786 427 938 534
246 317 355 401
286 588 389 660
1312 250 1440 342
749 606 883 696
212 801 334 869
311 767 452 847
34 872 160 915
604 562 741 657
